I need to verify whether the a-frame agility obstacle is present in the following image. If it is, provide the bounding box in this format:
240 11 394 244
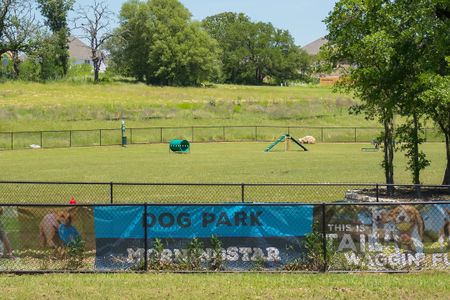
264 133 308 152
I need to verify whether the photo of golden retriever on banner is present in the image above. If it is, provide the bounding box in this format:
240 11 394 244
17 206 96 258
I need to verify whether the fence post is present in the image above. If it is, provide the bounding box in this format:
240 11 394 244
321 203 327 272
69 130 72 148
354 128 357 143
321 128 324 142
376 184 379 202
10 132 13 150
100 129 102 146
144 203 148 272
255 126 257 141
160 127 163 143
287 126 290 135
192 126 194 142
223 126 226 142
130 128 133 145
40 131 43 148
110 182 114 204
241 183 245 203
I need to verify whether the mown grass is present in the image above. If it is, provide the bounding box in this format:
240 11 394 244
0 143 446 204
0 81 382 131
0 272 449 299
0 143 445 184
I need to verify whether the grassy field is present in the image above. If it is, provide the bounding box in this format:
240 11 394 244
0 272 449 299
0 142 446 203
0 81 382 131
0 142 445 184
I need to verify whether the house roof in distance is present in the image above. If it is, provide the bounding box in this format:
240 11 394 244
69 36 91 61
302 37 327 56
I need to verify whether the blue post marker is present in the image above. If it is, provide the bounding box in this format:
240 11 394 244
121 119 127 147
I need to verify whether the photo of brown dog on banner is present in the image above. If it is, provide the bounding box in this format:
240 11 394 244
438 208 450 251
39 209 80 256
384 205 424 254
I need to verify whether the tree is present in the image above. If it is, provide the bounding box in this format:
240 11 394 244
202 12 309 85
418 1 450 184
2 0 39 77
324 2 398 191
325 0 450 187
108 0 220 86
37 0 74 76
421 74 450 184
73 0 114 82
0 0 15 55
145 0 220 85
106 0 151 81
202 12 252 83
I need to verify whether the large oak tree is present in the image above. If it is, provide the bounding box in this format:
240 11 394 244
108 0 220 86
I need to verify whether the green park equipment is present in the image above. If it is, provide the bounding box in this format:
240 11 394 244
264 134 308 152
361 139 380 152
121 119 127 147
169 139 190 153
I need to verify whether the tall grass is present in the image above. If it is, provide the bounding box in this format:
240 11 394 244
0 81 381 131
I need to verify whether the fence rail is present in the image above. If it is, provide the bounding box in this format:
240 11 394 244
0 125 445 150
0 181 448 204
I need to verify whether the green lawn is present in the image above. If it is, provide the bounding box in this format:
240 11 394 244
0 142 445 184
0 81 380 131
0 273 449 299
0 142 446 203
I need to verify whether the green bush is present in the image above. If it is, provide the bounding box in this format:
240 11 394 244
18 60 41 81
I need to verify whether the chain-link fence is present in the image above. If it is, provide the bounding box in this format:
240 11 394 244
0 126 445 150
0 202 449 272
0 182 448 204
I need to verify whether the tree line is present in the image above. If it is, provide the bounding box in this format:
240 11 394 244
107 0 311 86
0 0 313 85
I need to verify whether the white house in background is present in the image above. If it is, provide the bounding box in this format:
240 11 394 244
68 36 107 72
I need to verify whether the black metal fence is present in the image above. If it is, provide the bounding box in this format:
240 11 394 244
0 125 445 150
0 201 449 272
0 181 448 204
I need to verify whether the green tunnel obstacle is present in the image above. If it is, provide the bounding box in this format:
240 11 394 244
169 139 190 153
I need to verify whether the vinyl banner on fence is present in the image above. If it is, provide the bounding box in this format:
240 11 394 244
326 204 450 271
94 205 314 270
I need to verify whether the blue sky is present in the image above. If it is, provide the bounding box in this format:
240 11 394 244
72 0 336 46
